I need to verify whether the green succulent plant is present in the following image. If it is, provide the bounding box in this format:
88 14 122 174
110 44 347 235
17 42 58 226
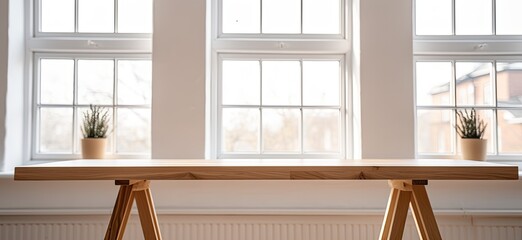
81 105 110 138
455 108 487 139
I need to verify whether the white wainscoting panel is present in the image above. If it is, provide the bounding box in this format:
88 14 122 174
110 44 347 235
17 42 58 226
1 214 522 240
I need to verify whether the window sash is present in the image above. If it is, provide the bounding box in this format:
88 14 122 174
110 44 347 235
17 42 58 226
33 0 153 36
216 0 348 38
214 54 348 158
414 55 522 160
414 0 522 38
32 53 152 160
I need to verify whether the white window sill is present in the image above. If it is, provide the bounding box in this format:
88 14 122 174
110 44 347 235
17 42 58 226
0 171 14 179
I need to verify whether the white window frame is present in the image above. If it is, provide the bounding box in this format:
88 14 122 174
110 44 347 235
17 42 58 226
209 0 352 159
26 0 152 162
413 0 522 162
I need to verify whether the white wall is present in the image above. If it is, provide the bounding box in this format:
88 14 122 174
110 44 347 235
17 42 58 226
0 0 520 223
358 0 414 158
0 0 8 172
3 0 25 170
151 0 206 159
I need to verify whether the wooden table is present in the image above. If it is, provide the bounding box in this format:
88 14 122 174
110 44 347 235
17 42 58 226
14 159 518 240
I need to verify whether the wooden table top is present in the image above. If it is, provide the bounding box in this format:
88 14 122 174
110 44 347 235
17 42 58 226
14 159 518 181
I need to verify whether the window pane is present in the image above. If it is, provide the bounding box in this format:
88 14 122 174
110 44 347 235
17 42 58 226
222 61 260 105
416 110 453 154
41 0 75 32
118 0 153 33
497 62 522 107
117 108 151 153
455 0 492 35
416 62 452 106
303 0 340 34
303 61 340 106
262 61 301 106
262 109 300 152
40 59 74 104
222 0 260 33
262 0 300 33
498 109 522 154
415 0 452 35
39 108 73 153
496 0 522 35
455 62 493 106
303 109 340 153
78 0 115 33
222 108 259 153
118 60 152 105
78 60 114 105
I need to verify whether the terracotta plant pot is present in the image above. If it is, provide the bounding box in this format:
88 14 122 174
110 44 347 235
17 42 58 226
460 138 487 161
81 138 107 159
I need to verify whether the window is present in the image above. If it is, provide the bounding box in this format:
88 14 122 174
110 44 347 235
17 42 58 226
211 0 350 158
221 0 341 35
415 0 522 36
30 0 153 159
38 0 153 34
414 0 522 160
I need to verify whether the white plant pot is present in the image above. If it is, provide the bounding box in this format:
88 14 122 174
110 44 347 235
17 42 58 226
81 138 107 159
460 138 487 161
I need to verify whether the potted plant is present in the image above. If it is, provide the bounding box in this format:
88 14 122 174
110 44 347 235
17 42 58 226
455 108 487 160
81 105 110 159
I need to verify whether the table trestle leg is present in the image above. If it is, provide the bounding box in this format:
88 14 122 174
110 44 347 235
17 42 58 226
135 185 162 239
104 185 135 240
380 187 412 240
410 185 442 240
105 180 162 240
379 180 442 240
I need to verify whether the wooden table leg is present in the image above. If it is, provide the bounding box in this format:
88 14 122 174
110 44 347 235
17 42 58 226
410 185 442 240
135 184 162 240
379 180 442 240
104 185 135 240
105 180 162 240
379 187 412 240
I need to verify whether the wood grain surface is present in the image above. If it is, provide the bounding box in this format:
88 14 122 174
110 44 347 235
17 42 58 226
14 159 518 181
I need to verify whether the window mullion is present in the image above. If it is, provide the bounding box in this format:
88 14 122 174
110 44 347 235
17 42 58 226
73 58 79 153
259 0 263 34
74 0 79 33
113 59 118 155
451 60 457 155
114 0 118 33
491 0 496 35
300 60 304 154
259 60 263 154
492 60 499 155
